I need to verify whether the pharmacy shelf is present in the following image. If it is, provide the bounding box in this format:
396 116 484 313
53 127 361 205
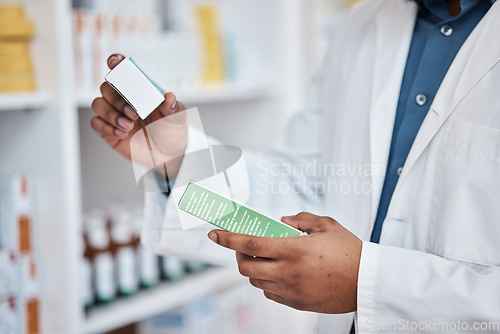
0 91 51 111
76 86 272 109
82 266 244 334
178 86 273 106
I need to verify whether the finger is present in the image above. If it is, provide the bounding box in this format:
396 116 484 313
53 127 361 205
157 92 185 117
92 97 135 133
90 116 127 139
208 230 292 259
236 252 277 280
107 53 125 69
90 117 123 149
100 82 135 119
263 291 288 306
281 212 329 234
249 278 280 294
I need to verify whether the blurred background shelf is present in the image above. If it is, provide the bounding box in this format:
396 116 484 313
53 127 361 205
0 91 51 111
76 85 273 109
83 267 244 334
178 86 274 106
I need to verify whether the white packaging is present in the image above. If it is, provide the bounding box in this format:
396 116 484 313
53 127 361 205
0 299 19 334
72 10 93 92
17 255 40 334
0 175 32 254
0 250 18 298
0 175 41 334
104 57 164 120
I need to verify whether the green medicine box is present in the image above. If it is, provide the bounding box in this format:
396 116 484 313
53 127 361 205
178 182 302 238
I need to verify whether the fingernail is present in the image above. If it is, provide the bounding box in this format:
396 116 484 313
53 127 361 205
171 98 177 110
124 106 138 120
208 231 218 243
114 128 127 137
108 55 118 67
117 117 133 130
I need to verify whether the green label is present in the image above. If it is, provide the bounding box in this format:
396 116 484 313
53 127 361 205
178 183 301 238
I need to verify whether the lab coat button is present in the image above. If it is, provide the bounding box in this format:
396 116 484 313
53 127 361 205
397 167 403 177
440 25 453 37
416 94 427 106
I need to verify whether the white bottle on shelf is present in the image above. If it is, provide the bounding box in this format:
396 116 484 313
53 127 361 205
80 235 93 311
84 212 116 304
109 208 139 297
130 206 160 288
160 256 185 282
137 246 160 288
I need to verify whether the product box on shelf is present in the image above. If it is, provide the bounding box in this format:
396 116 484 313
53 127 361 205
17 254 40 334
0 174 33 254
0 4 36 93
0 174 41 334
0 298 19 334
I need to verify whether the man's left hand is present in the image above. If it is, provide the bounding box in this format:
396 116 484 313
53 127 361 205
207 212 362 314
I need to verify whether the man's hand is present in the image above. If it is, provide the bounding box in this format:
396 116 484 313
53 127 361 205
90 54 188 170
207 212 362 314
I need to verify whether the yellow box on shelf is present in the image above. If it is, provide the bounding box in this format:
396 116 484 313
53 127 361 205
195 4 226 84
0 71 35 92
196 5 218 32
0 71 34 81
0 19 35 40
0 56 32 72
0 41 30 55
0 81 36 92
0 4 24 18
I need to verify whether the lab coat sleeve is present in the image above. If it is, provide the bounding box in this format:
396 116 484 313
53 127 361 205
142 71 326 265
356 241 500 333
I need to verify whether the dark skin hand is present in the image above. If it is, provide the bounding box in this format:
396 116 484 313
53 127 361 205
206 0 460 313
92 0 461 313
208 212 362 314
91 54 187 161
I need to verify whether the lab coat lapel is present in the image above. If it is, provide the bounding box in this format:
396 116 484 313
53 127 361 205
369 1 417 223
400 1 500 180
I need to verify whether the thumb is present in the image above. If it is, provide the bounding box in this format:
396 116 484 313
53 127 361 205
158 93 187 122
158 92 178 117
107 53 125 69
281 212 326 234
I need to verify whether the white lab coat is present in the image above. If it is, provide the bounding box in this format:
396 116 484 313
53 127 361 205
143 0 500 332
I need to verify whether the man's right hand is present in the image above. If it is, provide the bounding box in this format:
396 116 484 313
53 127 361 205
91 54 188 171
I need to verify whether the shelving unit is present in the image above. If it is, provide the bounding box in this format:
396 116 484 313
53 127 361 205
76 85 273 109
83 267 243 334
0 0 342 333
0 92 51 111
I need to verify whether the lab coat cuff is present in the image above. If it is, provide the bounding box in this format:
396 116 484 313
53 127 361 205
356 241 380 333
